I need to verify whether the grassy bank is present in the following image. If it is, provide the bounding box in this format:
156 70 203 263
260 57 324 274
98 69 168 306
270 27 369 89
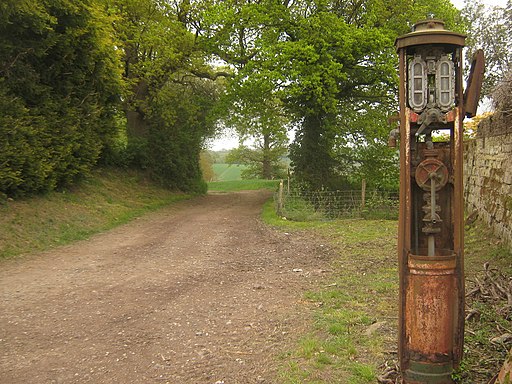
1 174 278 260
262 200 512 383
0 168 191 259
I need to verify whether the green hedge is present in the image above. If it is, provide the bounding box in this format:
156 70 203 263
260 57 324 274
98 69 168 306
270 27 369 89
0 0 122 197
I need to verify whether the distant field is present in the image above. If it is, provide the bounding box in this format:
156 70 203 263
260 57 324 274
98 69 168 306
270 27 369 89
212 163 247 181
208 179 280 192
209 163 280 191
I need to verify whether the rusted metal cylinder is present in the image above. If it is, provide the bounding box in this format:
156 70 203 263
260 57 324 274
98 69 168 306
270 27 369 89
404 252 457 383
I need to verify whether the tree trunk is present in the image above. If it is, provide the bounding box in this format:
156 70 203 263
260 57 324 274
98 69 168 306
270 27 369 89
125 80 149 139
123 42 149 140
262 133 272 179
290 112 337 189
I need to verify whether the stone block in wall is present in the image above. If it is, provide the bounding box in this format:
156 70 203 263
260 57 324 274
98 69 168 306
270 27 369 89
477 112 512 138
495 204 505 222
501 172 511 185
501 184 512 198
489 144 499 155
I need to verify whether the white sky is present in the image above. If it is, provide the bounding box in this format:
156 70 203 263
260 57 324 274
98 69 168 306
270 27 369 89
450 0 466 8
451 0 508 8
208 133 240 151
208 0 508 151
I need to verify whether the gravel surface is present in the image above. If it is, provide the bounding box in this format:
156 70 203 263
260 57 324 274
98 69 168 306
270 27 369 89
0 190 332 384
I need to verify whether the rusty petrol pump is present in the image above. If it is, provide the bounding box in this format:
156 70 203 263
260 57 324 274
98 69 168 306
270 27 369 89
393 20 484 383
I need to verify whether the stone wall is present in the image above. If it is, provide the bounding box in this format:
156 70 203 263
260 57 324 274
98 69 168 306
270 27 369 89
464 113 512 249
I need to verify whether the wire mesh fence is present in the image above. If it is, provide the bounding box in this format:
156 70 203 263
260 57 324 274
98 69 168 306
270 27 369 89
275 187 399 221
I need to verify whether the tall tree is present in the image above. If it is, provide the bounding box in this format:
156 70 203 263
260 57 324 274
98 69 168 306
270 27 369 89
284 0 463 190
462 0 511 96
277 2 397 189
198 0 462 190
221 77 289 179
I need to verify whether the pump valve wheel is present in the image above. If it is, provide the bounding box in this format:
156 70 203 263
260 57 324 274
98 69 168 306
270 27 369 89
415 158 449 191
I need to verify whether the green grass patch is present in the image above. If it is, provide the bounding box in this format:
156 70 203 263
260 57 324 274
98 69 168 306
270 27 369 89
262 199 331 230
263 200 398 383
280 196 325 221
347 362 376 383
264 198 512 383
0 168 191 259
208 179 280 192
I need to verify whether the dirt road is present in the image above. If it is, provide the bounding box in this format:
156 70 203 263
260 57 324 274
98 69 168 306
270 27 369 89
0 190 332 384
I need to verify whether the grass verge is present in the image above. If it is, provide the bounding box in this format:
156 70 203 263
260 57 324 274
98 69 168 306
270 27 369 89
263 199 398 383
262 199 512 383
0 168 191 259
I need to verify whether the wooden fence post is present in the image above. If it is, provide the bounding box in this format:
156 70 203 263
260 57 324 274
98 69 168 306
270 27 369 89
287 168 291 194
277 179 284 216
361 179 367 210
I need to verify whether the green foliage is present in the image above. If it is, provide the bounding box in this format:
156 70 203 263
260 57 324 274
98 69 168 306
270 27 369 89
334 104 400 191
110 0 222 193
207 149 230 164
0 0 122 197
198 0 291 180
145 79 218 194
226 145 288 180
200 0 462 191
285 0 462 190
290 113 342 190
0 0 470 198
277 4 398 190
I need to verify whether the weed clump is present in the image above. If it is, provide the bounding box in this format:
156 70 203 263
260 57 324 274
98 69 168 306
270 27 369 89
460 262 512 383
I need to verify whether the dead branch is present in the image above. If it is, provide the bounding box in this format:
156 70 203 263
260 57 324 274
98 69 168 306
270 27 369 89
466 286 481 298
0 48 34 75
466 308 481 321
377 362 400 384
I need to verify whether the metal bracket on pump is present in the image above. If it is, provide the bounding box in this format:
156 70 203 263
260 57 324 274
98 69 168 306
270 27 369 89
415 108 446 137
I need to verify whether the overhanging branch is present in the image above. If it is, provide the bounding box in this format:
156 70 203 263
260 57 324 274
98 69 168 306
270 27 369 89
190 69 232 80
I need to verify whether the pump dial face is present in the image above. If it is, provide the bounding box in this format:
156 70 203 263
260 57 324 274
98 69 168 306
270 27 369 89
415 158 449 191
